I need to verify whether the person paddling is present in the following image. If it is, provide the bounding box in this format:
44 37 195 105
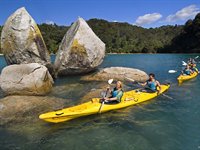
103 81 123 104
188 58 196 65
190 63 198 73
182 65 192 75
140 73 161 94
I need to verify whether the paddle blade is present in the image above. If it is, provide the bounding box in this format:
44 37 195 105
100 91 106 98
168 70 177 73
195 56 199 59
108 79 113 85
182 61 187 66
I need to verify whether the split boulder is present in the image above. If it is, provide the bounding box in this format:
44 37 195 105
0 7 53 73
0 63 53 95
54 17 105 75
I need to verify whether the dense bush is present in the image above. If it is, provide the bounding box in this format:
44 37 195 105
163 13 200 53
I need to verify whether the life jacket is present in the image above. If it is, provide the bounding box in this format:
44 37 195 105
111 87 123 102
147 80 157 90
111 87 122 97
184 69 191 75
191 67 198 72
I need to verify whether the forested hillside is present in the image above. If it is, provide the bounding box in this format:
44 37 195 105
87 19 182 53
161 13 200 53
1 13 200 53
38 24 69 54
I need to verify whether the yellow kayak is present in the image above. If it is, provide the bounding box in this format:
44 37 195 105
177 71 198 84
39 84 170 123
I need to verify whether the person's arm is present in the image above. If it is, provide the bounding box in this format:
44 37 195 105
156 81 161 94
105 91 123 101
189 69 193 74
140 81 147 86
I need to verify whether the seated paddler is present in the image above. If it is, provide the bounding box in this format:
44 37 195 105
103 81 123 104
190 63 198 73
182 65 192 75
140 73 161 94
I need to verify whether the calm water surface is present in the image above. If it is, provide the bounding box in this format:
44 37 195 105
0 54 200 150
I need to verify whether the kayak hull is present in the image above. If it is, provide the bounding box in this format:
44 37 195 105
177 71 198 84
39 84 170 123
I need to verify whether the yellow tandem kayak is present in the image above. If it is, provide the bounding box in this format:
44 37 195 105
177 71 198 84
39 84 170 123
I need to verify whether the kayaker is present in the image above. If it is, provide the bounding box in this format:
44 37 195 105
190 63 198 73
182 65 192 75
188 58 196 64
140 73 161 94
103 81 123 104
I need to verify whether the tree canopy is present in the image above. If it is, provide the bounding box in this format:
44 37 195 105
162 13 200 53
87 19 183 53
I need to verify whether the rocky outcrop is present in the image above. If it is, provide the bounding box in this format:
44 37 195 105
0 7 53 74
0 63 53 95
54 17 105 76
81 67 148 82
0 95 68 125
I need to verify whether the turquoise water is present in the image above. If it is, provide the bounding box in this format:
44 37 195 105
0 54 200 150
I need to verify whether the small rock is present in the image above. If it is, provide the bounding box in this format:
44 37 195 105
81 67 148 82
0 63 53 95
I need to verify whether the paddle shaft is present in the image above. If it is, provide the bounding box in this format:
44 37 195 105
98 101 104 114
98 88 109 113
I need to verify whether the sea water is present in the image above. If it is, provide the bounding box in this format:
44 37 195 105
0 54 199 150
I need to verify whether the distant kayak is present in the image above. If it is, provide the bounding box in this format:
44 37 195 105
177 71 198 84
39 84 170 123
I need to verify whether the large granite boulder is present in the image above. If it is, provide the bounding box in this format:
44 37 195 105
54 17 105 76
0 95 68 125
0 7 53 74
0 63 53 95
81 67 148 82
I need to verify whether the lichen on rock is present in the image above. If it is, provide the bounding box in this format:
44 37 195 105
0 63 54 96
55 17 105 75
0 7 53 74
81 67 148 82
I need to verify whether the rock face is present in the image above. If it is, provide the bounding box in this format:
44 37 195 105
0 95 67 125
0 7 53 73
81 67 148 82
54 17 105 75
0 63 53 95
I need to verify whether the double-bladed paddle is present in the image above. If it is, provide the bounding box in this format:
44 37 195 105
98 79 113 113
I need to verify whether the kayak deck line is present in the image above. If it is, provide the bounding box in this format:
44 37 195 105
39 84 170 123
